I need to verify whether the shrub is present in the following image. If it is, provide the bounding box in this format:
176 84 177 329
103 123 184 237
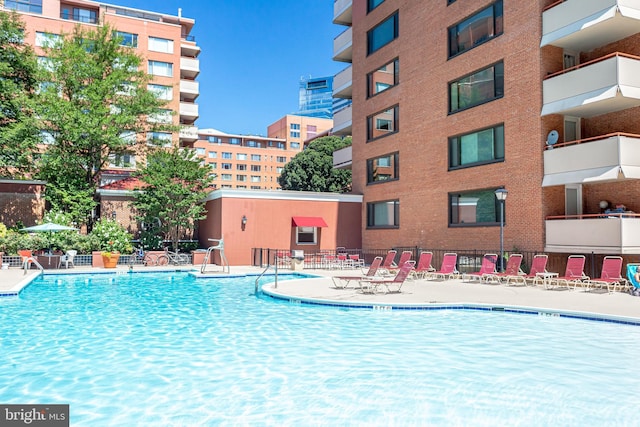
89 219 133 254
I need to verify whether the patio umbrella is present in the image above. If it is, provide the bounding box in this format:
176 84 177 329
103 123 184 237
21 222 78 254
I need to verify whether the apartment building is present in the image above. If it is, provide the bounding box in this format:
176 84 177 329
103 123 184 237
333 0 640 256
267 114 334 150
3 0 200 183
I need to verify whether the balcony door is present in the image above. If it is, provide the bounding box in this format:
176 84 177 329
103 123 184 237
565 184 582 217
564 116 581 143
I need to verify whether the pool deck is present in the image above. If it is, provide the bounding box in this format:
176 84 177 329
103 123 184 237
1 266 639 321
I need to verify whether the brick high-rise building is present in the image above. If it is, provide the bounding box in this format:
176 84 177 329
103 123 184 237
333 0 640 258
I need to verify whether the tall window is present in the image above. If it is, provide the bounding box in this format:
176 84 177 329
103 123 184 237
367 12 398 55
449 189 502 226
147 109 172 124
367 0 385 12
5 0 42 14
148 37 174 54
449 62 503 113
147 84 172 101
367 152 399 184
367 105 399 141
367 200 399 228
449 1 503 58
61 6 97 23
148 60 173 77
449 124 504 169
251 154 261 161
236 153 247 160
109 152 136 168
146 132 172 147
35 32 61 48
368 58 399 97
222 152 232 159
114 31 138 48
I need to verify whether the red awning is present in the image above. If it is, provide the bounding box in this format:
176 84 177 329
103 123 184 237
291 216 328 227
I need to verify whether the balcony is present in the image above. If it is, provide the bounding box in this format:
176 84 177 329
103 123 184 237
180 79 199 101
545 215 640 254
333 27 352 63
541 0 640 51
179 126 199 142
333 0 352 26
180 41 200 58
542 133 640 186
333 66 352 99
541 53 640 117
333 145 352 170
179 102 199 122
180 57 200 79
332 105 352 136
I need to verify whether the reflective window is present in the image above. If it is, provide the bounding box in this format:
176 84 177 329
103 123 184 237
367 200 399 228
148 37 174 54
449 62 503 113
449 189 502 225
367 105 399 141
367 152 399 184
368 58 399 97
114 31 138 48
449 1 503 58
5 0 42 14
147 84 172 101
35 32 61 48
367 0 385 12
449 124 504 169
148 60 173 77
367 12 398 55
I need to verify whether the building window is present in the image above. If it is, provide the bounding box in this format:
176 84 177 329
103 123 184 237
449 124 504 169
367 105 398 141
222 152 232 159
109 152 136 168
208 151 217 158
296 227 317 245
236 175 247 182
367 152 399 184
250 165 261 172
236 164 247 171
449 1 503 58
236 153 247 161
276 167 284 173
449 188 502 226
290 131 300 138
221 163 232 170
5 0 42 14
114 31 138 48
229 138 241 145
290 142 300 149
449 62 503 113
367 200 399 228
209 162 217 169
367 12 398 55
221 174 232 181
148 36 174 54
146 132 172 147
148 60 173 77
147 109 172 124
147 84 172 101
367 58 399 98
290 123 300 130
251 176 261 182
276 156 287 163
35 32 61 48
61 6 97 23
251 154 261 161
251 186 261 190
195 147 205 156
367 0 385 13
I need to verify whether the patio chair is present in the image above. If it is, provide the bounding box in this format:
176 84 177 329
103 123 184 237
384 250 413 275
411 251 435 279
349 254 365 269
18 249 33 270
546 255 589 290
378 250 398 276
584 256 627 293
506 254 548 286
331 256 383 289
58 249 77 269
359 260 416 294
425 253 459 281
482 254 523 284
627 264 640 295
461 253 497 283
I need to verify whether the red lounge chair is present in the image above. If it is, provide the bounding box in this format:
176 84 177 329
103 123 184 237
461 254 497 283
378 250 398 275
360 260 416 294
426 253 459 281
331 256 383 289
411 251 435 279
385 250 413 275
482 254 523 284
546 255 589 290
506 254 548 286
584 256 627 293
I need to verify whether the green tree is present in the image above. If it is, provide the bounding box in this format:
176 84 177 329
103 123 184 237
35 24 174 227
278 136 352 192
0 10 40 178
133 148 214 252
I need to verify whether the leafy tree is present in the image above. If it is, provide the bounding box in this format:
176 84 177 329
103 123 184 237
0 10 40 178
133 148 214 252
35 24 174 227
278 136 352 192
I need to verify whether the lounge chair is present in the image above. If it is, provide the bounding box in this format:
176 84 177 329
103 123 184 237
461 253 497 283
482 254 523 284
546 255 589 290
506 254 548 286
378 250 398 275
425 253 459 281
584 256 627 293
359 260 416 294
627 264 640 295
331 256 383 289
58 249 77 269
385 250 413 275
411 251 435 279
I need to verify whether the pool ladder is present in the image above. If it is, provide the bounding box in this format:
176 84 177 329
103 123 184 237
254 255 279 295
201 238 229 274
23 256 44 275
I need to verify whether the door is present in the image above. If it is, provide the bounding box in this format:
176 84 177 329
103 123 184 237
565 184 582 217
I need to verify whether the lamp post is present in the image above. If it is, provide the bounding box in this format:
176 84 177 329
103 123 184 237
494 188 508 272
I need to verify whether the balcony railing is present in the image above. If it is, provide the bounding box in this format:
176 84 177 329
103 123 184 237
545 214 640 254
541 52 640 117
333 65 352 99
333 0 353 26
542 132 640 186
179 126 199 141
60 11 98 24
179 102 199 119
333 27 352 63
180 57 200 79
332 145 352 169
332 105 352 136
541 0 640 51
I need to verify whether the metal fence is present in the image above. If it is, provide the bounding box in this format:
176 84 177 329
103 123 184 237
1 253 193 269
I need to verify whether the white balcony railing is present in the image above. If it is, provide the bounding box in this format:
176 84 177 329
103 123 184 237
333 26 352 63
332 104 352 136
180 79 199 99
179 126 199 141
179 102 199 119
180 57 200 78
541 0 640 51
180 41 200 58
541 53 640 117
333 145 352 169
333 0 352 26
333 65 352 99
545 215 640 254
542 133 640 186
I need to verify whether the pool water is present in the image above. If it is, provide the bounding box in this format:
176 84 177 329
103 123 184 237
1 272 639 426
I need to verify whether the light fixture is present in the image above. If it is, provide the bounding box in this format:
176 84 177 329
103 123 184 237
241 215 247 226
599 200 609 210
111 211 117 220
494 188 508 272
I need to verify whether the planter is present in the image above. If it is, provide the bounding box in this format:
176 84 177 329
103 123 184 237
101 252 120 268
92 251 104 268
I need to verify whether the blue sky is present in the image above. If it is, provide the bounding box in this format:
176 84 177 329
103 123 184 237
112 0 344 136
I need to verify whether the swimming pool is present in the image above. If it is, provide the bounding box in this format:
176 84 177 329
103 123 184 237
1 272 638 426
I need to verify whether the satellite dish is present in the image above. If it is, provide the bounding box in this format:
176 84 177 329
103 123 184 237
546 130 559 149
